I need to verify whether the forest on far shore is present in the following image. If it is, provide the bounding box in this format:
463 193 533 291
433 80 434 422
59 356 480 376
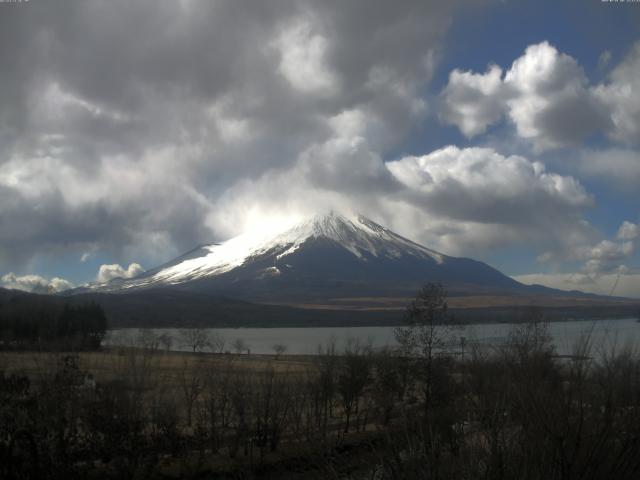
0 295 107 350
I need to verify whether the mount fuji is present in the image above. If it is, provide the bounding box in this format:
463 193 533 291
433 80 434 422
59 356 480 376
81 211 528 300
62 211 639 327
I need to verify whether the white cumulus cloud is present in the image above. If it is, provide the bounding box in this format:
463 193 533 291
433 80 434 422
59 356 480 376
1 272 74 294
439 40 640 151
97 263 145 283
538 220 639 277
618 221 640 241
386 145 592 223
440 64 505 137
594 41 640 145
578 240 635 275
503 42 609 150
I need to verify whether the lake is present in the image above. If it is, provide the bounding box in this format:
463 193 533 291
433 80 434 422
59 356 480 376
105 317 640 357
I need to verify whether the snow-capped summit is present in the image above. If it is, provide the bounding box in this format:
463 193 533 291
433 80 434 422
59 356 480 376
267 211 445 263
84 211 523 299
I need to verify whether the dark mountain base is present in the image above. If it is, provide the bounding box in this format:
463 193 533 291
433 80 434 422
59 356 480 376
63 293 640 328
3 287 638 329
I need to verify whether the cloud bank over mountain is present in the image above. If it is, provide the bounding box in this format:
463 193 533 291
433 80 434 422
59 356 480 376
0 0 477 271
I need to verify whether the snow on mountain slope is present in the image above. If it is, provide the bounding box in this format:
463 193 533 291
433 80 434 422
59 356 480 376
88 212 448 292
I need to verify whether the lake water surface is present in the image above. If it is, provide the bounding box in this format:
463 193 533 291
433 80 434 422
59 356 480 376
105 317 640 356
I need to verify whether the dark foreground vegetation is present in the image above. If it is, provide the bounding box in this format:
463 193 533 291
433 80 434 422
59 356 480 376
2 285 640 479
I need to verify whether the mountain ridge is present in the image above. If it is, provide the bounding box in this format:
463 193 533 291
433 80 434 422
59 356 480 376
44 211 640 326
72 211 526 297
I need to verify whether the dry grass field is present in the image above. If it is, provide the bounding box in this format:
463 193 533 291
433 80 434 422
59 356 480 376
0 348 316 392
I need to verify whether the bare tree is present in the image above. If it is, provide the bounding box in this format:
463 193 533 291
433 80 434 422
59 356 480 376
338 339 371 433
200 358 235 453
315 337 338 439
179 328 212 353
394 283 456 417
158 332 173 352
209 332 226 354
372 347 406 426
136 329 160 352
503 307 554 364
228 371 252 458
179 358 204 427
252 366 292 456
272 344 287 359
232 338 247 355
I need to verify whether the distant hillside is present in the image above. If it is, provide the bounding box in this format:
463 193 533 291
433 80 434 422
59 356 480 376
2 287 638 329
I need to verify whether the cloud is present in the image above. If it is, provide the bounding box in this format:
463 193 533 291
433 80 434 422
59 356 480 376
440 64 505 137
578 240 634 275
210 144 595 259
273 17 338 93
594 41 640 145
385 146 595 255
504 42 610 150
538 220 639 278
618 221 640 241
96 263 145 284
439 41 640 150
0 0 481 273
387 146 591 224
598 50 612 71
298 133 398 194
1 273 74 294
578 148 640 191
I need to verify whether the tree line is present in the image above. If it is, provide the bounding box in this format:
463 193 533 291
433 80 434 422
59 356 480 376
0 297 107 350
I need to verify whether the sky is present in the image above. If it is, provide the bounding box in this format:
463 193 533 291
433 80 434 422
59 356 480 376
0 0 639 297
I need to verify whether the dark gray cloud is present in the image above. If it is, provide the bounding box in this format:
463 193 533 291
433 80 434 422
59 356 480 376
1 0 609 281
578 148 640 191
2 0 488 272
